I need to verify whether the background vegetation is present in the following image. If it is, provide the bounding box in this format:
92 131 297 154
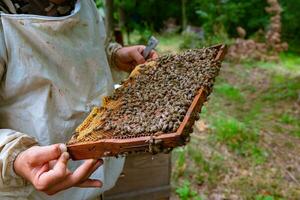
95 0 300 199
96 0 300 52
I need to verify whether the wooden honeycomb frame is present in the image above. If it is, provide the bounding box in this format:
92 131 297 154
67 44 227 160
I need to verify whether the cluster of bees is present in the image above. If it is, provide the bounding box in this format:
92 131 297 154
91 47 221 139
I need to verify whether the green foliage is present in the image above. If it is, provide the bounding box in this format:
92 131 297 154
115 0 181 33
129 29 153 45
194 0 269 37
280 0 300 52
279 53 300 71
94 0 103 8
179 33 203 49
96 0 300 51
175 180 203 200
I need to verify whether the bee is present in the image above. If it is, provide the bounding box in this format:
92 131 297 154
78 47 221 141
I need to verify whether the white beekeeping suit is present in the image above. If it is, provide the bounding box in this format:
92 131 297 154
0 0 125 199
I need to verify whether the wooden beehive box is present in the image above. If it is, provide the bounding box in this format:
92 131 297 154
104 153 171 200
67 44 226 160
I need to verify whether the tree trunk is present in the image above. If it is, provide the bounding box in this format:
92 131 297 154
105 0 114 39
181 0 187 31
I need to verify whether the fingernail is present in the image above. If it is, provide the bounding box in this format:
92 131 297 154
62 152 69 160
59 144 67 153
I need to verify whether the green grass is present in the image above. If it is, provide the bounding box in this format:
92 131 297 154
160 34 300 200
214 83 245 102
255 195 284 200
175 180 203 200
209 113 267 163
279 113 300 138
279 52 300 72
241 102 263 124
172 148 186 179
243 52 300 74
250 146 269 165
231 175 286 200
188 147 226 187
261 73 300 101
156 34 182 54
280 113 298 124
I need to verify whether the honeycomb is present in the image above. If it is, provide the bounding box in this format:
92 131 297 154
68 46 222 145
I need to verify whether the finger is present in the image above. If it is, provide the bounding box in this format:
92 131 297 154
48 159 58 169
137 45 146 53
76 179 102 188
29 144 67 165
149 50 158 59
129 49 145 65
71 159 100 183
53 152 69 173
50 159 98 188
44 159 100 194
80 159 103 183
33 163 50 179
45 179 102 195
66 168 72 176
36 152 70 190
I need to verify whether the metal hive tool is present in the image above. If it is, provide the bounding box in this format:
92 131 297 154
67 44 227 160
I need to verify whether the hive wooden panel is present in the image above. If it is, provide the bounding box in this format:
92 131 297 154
104 153 171 200
67 44 227 160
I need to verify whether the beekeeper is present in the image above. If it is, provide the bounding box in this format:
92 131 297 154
0 0 157 199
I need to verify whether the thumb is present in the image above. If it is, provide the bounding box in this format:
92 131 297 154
29 144 67 165
129 49 146 65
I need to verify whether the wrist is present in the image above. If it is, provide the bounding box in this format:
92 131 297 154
12 145 38 180
13 150 26 178
107 42 123 69
112 46 123 69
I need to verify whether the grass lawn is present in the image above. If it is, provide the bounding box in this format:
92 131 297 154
155 34 300 200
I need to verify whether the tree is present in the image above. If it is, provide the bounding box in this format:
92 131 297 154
181 0 187 30
104 0 115 39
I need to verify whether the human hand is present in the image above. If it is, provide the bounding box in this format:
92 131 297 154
115 45 158 72
13 144 103 195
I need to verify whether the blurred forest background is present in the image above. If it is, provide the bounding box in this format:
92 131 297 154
96 0 300 199
95 0 300 53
